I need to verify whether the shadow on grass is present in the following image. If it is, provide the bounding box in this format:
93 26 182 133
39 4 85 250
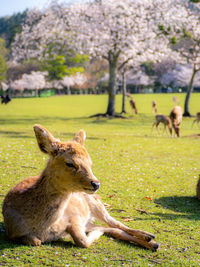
0 222 142 252
0 222 17 250
0 116 79 125
0 131 31 139
0 222 76 251
153 196 200 220
0 219 156 252
0 115 96 126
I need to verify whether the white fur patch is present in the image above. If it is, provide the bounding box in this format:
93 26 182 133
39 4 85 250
83 131 86 141
42 130 48 137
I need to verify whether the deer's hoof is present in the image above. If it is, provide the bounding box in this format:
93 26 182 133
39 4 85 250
146 234 155 242
152 242 159 251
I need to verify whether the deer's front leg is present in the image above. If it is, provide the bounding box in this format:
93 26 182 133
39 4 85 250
67 218 104 248
92 201 155 242
103 227 159 251
86 224 159 251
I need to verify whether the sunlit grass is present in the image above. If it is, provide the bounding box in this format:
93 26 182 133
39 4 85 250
0 93 200 266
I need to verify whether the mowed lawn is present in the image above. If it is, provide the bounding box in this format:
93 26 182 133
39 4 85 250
0 93 200 266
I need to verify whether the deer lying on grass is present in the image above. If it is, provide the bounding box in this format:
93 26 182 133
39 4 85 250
2 125 158 250
169 106 183 137
129 98 138 114
152 100 158 113
152 114 172 136
192 112 200 128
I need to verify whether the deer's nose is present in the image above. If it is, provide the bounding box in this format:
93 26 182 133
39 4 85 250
91 181 100 191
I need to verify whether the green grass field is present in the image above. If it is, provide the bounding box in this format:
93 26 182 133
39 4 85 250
0 93 200 266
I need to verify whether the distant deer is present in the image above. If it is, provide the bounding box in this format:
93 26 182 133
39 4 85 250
126 92 132 98
129 98 138 114
169 106 183 137
196 175 200 200
152 114 172 136
2 125 158 250
1 95 11 104
152 100 158 113
173 96 180 106
192 112 200 128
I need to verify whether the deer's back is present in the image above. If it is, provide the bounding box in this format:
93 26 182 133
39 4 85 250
2 175 64 240
156 114 170 125
3 176 39 212
170 106 182 125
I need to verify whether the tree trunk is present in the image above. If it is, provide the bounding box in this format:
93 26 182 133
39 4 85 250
35 89 39 97
183 68 197 117
67 85 71 95
121 70 127 114
106 57 118 116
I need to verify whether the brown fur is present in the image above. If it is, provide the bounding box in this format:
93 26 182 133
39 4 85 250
152 114 172 136
152 100 158 113
196 175 200 200
2 125 158 250
173 96 180 106
192 112 200 128
129 98 138 114
169 106 183 137
126 92 132 98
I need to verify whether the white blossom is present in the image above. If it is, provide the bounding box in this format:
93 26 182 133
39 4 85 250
11 0 197 115
10 71 47 91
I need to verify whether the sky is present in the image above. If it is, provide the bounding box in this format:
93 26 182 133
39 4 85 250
0 0 75 17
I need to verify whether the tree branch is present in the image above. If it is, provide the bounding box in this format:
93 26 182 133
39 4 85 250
118 57 133 71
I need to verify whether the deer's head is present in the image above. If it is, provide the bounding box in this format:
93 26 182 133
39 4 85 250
34 124 100 194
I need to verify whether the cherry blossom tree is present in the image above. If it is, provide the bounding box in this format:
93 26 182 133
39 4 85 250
156 0 200 116
67 0 171 116
158 64 200 89
12 0 172 116
61 72 87 94
10 71 47 95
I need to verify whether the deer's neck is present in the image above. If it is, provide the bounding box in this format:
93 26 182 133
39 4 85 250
36 162 72 199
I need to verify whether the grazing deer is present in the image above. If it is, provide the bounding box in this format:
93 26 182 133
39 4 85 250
152 114 172 136
126 92 132 98
152 100 158 113
169 106 183 137
192 112 200 128
196 175 200 200
2 125 158 250
129 98 138 114
173 96 180 106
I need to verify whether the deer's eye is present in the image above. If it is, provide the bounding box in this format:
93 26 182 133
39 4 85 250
66 162 77 169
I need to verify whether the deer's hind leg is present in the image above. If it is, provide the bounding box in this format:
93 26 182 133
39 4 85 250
3 207 42 246
192 119 197 128
156 122 161 135
163 125 170 137
16 235 41 246
152 122 156 134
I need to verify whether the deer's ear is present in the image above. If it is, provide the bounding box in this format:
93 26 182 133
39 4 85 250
73 130 86 145
34 124 60 154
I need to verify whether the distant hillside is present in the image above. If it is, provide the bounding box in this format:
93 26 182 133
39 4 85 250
0 10 27 48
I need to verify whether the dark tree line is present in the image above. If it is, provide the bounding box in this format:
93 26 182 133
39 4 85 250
0 10 27 48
